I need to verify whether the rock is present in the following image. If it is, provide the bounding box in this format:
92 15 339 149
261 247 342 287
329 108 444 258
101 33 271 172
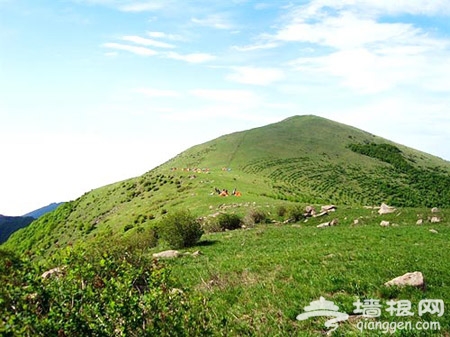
416 219 423 225
42 267 64 279
430 216 441 223
320 205 337 212
317 219 338 228
353 219 359 225
431 207 439 213
380 220 390 227
313 211 329 217
384 271 425 289
191 250 202 257
378 203 396 215
329 218 339 226
304 205 316 217
152 250 180 258
429 229 438 234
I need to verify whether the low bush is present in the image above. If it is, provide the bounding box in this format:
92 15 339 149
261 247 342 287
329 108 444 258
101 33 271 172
0 248 212 336
159 210 203 249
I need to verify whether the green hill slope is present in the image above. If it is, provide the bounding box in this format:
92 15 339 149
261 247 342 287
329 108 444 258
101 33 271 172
3 115 450 255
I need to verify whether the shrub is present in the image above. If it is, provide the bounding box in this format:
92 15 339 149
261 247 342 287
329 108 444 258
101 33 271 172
276 204 288 217
0 248 212 336
242 208 267 227
216 213 242 231
287 204 304 222
159 210 203 249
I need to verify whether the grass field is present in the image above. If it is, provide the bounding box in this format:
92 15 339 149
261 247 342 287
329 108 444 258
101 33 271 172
158 205 450 336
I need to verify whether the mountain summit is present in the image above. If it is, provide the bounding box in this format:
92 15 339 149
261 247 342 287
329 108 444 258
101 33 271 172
3 115 450 255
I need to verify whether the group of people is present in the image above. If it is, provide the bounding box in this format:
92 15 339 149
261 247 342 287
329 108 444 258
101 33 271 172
213 187 241 197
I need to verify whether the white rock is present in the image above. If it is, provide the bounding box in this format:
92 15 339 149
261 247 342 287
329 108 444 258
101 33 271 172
380 220 390 227
429 229 438 234
152 250 180 258
416 219 423 225
378 203 396 215
384 271 425 289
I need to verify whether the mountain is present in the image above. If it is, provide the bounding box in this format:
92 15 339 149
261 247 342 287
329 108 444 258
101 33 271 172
0 215 35 244
23 202 65 219
3 115 450 255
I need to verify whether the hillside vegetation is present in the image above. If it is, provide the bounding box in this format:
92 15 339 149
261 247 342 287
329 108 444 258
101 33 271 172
2 115 450 335
4 115 450 256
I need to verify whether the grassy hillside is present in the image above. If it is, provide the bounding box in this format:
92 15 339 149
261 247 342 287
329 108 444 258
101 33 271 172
2 115 450 335
3 115 450 257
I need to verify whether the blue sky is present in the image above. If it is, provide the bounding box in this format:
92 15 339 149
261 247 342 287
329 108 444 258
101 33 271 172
1 0 450 215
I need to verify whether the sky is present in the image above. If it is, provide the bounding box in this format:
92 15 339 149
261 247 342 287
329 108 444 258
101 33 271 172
1 0 450 215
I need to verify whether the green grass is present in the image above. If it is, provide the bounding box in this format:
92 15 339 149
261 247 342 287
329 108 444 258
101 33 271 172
161 206 450 336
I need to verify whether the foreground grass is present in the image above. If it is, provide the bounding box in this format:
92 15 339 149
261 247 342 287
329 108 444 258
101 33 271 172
162 206 450 336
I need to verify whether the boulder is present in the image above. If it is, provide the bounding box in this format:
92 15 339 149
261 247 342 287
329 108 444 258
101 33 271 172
304 206 316 217
317 222 330 228
353 219 360 225
317 219 338 228
416 219 423 225
429 229 439 234
320 205 337 212
430 216 441 223
152 250 180 259
380 220 390 227
384 271 425 289
378 203 396 215
431 207 439 213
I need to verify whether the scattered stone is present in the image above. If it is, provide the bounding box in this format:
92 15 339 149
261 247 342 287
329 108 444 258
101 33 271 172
42 267 64 279
191 250 202 257
209 205 214 210
329 218 339 226
317 222 330 228
430 216 441 223
291 224 302 228
317 219 338 228
429 229 439 234
391 223 399 227
320 205 337 212
152 250 180 259
431 207 439 213
380 220 390 227
304 205 316 217
416 219 423 225
353 219 359 225
313 211 329 217
384 271 425 289
378 203 396 215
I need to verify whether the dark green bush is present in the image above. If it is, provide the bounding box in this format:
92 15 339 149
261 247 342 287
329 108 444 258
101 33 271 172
216 213 242 231
159 210 203 249
287 204 304 222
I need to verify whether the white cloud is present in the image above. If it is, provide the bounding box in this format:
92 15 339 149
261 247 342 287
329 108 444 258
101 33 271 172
147 31 184 41
226 66 285 86
165 51 215 63
118 1 166 12
122 35 175 49
134 87 180 97
232 42 278 51
102 42 157 56
191 14 234 30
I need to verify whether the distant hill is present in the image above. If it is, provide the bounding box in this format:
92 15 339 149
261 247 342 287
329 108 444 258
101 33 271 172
3 115 450 256
23 202 65 219
0 215 35 244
